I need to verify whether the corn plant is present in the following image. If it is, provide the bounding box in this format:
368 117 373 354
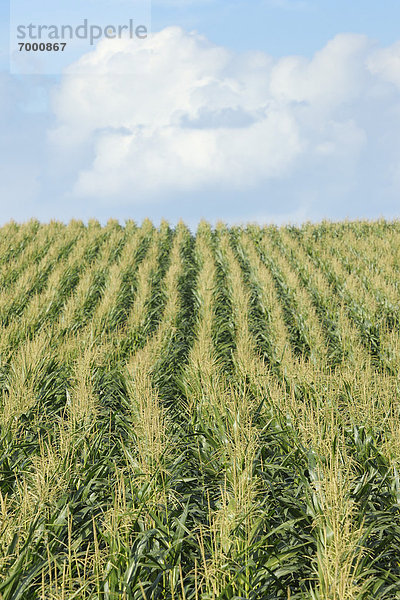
0 219 399 599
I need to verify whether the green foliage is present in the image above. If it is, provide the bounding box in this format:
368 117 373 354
0 219 399 599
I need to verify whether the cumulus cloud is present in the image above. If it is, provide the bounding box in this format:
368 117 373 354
367 41 400 89
47 27 400 219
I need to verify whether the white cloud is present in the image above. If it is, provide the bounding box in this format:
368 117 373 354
50 27 304 200
367 41 400 89
269 34 372 109
47 27 400 218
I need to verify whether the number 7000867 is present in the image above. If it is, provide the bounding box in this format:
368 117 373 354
19 42 67 51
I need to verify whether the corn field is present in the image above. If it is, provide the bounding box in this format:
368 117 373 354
1 218 400 599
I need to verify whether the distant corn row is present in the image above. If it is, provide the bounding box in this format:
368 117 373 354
0 219 400 600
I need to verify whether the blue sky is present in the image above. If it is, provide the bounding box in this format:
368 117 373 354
1 0 400 224
153 0 400 57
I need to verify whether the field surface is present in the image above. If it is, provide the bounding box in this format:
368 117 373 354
1 219 400 599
